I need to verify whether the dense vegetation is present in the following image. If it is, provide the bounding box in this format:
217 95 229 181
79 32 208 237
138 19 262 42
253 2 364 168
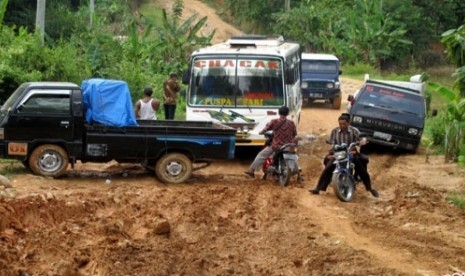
0 0 212 119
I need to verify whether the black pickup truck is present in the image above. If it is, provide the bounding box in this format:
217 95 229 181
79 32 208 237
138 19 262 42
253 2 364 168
0 81 236 183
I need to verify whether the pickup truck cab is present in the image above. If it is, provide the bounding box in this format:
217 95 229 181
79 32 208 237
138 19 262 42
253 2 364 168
301 53 342 109
0 81 236 183
347 75 426 152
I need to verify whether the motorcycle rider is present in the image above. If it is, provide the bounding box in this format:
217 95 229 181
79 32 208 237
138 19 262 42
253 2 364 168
309 113 379 197
245 106 297 178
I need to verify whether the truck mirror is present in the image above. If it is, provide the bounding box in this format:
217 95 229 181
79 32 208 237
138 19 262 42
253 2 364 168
182 69 190 85
431 109 438 117
339 70 343 75
347 95 354 101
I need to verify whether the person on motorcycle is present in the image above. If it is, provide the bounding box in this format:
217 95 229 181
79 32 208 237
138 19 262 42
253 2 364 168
244 106 297 178
309 113 379 197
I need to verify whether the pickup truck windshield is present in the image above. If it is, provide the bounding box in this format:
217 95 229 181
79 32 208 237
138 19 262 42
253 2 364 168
188 57 285 107
358 84 425 117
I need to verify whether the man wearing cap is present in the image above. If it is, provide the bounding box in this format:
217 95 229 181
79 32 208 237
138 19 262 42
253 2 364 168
163 73 180 120
309 113 379 197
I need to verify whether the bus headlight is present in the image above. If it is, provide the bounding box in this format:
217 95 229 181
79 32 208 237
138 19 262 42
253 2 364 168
301 82 308 89
326 83 334 89
408 128 419 135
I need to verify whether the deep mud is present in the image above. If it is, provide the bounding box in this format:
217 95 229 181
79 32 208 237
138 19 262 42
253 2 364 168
1 77 465 276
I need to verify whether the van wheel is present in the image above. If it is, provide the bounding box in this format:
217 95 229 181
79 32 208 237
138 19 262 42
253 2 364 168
29 144 69 177
332 96 341 109
155 153 193 184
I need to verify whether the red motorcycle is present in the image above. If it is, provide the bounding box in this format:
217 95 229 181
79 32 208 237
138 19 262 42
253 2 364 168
262 131 303 186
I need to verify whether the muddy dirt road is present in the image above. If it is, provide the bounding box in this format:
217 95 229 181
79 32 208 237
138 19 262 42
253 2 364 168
1 77 465 276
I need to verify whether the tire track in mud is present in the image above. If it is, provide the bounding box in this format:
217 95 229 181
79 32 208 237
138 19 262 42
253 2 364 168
296 192 434 275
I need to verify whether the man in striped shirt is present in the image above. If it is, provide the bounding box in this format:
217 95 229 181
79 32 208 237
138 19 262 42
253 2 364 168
309 113 379 197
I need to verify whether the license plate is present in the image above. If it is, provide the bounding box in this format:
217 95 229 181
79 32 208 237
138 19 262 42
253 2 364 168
310 93 323 98
373 131 392 141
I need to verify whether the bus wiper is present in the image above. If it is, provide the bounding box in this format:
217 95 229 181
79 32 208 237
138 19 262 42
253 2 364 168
228 110 255 123
209 100 232 122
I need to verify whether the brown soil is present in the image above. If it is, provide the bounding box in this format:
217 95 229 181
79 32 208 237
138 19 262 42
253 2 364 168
1 77 465 275
2 2 465 275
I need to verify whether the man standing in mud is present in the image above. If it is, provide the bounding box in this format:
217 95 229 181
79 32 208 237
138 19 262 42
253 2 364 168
163 73 180 120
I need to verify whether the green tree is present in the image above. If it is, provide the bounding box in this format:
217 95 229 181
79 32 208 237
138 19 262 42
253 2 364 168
427 23 465 163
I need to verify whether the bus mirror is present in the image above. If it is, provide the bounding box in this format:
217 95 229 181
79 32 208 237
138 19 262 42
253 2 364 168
285 68 295 84
182 69 190 85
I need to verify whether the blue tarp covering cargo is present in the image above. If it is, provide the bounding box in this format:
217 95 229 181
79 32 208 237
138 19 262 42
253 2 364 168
81 79 137 127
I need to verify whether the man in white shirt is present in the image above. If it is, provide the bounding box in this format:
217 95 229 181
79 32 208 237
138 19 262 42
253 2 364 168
135 87 160 120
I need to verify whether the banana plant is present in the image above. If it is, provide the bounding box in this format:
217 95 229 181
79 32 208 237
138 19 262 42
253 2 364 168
0 0 8 26
429 82 465 162
442 25 465 97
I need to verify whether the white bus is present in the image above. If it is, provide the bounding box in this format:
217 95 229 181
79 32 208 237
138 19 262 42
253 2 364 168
183 35 302 147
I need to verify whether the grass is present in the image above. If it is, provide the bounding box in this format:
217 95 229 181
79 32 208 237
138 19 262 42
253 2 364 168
0 159 28 177
448 191 465 209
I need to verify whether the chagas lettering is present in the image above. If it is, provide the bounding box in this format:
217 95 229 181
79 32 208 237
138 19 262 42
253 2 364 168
195 59 280 70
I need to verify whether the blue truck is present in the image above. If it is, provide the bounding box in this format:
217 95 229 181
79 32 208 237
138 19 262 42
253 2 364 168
300 53 342 109
0 80 236 183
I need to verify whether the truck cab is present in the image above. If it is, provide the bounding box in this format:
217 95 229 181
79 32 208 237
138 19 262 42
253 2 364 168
0 82 83 157
300 53 342 109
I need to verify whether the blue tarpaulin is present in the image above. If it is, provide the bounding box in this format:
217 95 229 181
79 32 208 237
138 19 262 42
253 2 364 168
81 79 138 127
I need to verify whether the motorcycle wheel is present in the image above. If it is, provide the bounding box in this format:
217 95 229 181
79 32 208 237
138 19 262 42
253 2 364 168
278 158 291 187
333 173 355 202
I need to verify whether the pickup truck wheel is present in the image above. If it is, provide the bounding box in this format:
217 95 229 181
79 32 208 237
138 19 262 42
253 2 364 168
155 153 193 184
29 144 69 177
332 96 341 109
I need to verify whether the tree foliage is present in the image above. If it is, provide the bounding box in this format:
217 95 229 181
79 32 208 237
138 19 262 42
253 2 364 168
224 0 464 69
0 0 213 121
427 23 465 163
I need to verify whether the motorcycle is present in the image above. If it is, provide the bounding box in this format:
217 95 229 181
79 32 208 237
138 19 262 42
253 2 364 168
331 141 360 202
262 131 303 186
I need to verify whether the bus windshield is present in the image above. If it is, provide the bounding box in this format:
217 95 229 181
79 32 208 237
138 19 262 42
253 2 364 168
188 57 285 107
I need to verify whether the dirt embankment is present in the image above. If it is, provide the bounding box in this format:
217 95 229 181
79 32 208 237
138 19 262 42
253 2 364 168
1 77 465 275
1 2 465 275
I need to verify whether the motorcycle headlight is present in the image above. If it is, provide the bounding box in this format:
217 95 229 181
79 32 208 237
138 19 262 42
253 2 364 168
301 82 308 89
326 83 334 89
408 128 418 135
334 151 347 160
